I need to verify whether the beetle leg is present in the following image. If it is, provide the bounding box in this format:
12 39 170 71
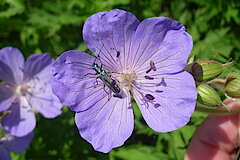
85 73 97 77
93 77 99 88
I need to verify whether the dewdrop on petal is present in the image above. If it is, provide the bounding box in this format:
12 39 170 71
190 60 233 82
225 73 240 98
197 84 230 111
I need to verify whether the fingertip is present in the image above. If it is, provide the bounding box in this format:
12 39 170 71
224 98 240 109
185 99 240 160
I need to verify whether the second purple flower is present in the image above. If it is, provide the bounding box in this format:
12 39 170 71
0 47 62 137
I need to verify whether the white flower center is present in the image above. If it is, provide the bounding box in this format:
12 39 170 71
117 69 138 90
15 84 32 96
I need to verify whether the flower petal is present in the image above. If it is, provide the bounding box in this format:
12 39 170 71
52 50 109 112
24 55 62 118
3 132 34 153
0 47 24 83
28 81 62 118
0 146 10 160
83 9 140 71
132 71 197 132
0 84 16 112
0 60 16 85
129 17 192 74
2 98 36 137
75 90 133 153
24 53 53 81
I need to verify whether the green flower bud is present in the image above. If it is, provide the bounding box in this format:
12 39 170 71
191 60 233 82
225 73 240 98
197 84 230 111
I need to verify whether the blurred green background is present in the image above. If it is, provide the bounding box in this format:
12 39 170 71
1 0 240 159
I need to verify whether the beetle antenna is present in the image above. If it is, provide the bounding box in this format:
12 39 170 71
93 44 104 64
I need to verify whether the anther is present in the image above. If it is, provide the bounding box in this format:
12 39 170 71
155 90 163 93
116 51 120 58
113 93 123 99
146 68 151 74
144 75 154 80
157 78 167 87
145 94 155 100
150 60 157 71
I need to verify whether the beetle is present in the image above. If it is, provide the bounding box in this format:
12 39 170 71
91 62 121 94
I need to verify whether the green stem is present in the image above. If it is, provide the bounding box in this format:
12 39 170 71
206 78 226 85
206 78 226 92
195 102 240 115
223 61 235 68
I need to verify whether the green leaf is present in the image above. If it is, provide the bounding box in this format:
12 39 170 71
0 0 25 18
111 145 170 160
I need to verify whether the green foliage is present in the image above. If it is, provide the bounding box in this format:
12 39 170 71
110 145 170 160
1 0 239 159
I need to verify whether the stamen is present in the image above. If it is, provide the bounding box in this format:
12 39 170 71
146 60 157 73
150 60 157 71
146 68 151 74
154 103 161 108
157 77 167 87
144 75 154 80
116 51 120 58
155 90 163 93
145 94 155 100
113 93 123 99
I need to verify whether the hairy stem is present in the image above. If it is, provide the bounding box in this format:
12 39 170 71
195 102 240 115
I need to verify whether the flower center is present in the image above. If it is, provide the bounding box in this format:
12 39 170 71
118 72 137 90
15 85 31 96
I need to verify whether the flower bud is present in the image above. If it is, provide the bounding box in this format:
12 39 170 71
190 60 233 82
197 84 230 111
225 73 240 98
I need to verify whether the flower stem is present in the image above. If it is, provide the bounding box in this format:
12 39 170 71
206 78 226 92
223 61 235 68
195 102 240 115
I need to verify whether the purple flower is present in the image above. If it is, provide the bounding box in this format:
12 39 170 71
52 9 197 153
0 131 33 160
0 47 62 137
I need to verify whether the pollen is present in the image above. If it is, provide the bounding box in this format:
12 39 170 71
118 71 137 90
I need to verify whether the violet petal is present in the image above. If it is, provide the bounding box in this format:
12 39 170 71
2 98 36 137
27 59 62 118
29 80 62 118
0 146 10 160
129 17 192 74
0 84 16 112
132 71 197 132
0 60 16 85
83 9 140 71
52 50 108 112
24 53 53 81
4 132 34 153
0 47 24 83
75 90 133 153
